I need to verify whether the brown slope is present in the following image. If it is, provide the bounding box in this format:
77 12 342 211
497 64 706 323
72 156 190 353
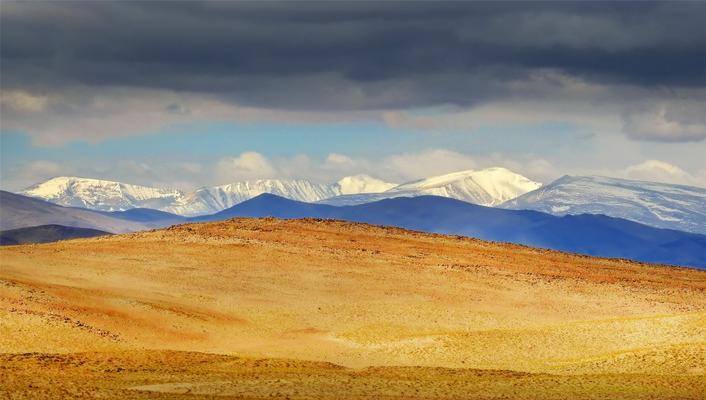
0 219 706 399
1 218 705 398
2 350 705 400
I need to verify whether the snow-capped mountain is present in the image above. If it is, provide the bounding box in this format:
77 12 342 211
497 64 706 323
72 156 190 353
319 168 542 206
17 172 706 236
164 179 341 216
19 169 538 216
501 175 706 234
391 168 542 206
19 175 396 217
20 176 184 212
334 175 397 195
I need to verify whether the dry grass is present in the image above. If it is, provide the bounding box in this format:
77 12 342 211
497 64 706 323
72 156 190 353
1 218 705 398
3 350 705 399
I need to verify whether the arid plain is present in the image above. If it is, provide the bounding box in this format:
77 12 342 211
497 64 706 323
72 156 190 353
1 218 705 399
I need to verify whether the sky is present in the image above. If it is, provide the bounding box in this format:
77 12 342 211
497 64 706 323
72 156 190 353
1 1 706 191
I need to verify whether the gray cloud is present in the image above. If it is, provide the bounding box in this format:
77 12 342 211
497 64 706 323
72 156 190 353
622 101 706 142
2 1 706 142
3 2 706 100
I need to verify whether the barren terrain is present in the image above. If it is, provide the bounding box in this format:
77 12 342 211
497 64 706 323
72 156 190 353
1 218 705 398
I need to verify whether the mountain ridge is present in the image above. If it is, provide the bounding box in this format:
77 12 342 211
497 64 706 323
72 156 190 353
18 168 539 216
3 188 706 267
320 167 541 206
192 193 706 269
501 175 706 234
0 190 150 233
21 176 184 212
0 224 110 245
165 179 340 216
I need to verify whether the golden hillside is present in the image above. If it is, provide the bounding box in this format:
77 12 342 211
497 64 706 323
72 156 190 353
1 218 705 399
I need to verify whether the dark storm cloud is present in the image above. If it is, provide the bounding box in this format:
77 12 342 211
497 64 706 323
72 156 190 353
2 1 706 110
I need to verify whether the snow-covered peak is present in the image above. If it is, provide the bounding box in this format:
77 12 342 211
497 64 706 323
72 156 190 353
203 179 340 204
20 176 184 212
389 167 542 206
335 175 397 195
320 167 542 207
20 169 542 216
163 179 340 216
501 175 706 234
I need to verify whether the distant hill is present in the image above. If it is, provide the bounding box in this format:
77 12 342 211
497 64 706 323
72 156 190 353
194 193 706 269
100 208 186 225
502 175 706 235
0 191 158 233
0 224 110 245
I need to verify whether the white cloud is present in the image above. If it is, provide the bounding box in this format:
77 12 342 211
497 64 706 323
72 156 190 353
325 153 356 167
2 149 555 192
215 152 277 182
1 158 210 191
383 149 478 181
213 152 365 184
558 159 706 188
22 160 63 177
1 160 68 191
177 162 203 174
209 150 555 186
622 160 705 186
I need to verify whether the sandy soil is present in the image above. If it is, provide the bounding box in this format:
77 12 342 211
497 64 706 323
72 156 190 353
1 218 705 398
3 350 705 399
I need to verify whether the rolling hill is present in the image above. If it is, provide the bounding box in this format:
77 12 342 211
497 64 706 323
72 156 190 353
194 193 706 269
0 224 110 245
99 207 186 224
1 218 704 398
0 191 150 233
5 189 706 266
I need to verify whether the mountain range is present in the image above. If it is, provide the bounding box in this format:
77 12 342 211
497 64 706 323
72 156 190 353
20 175 401 217
501 175 706 235
0 191 179 233
21 176 183 212
3 186 706 268
319 167 541 206
194 193 706 269
18 168 540 216
17 170 706 236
